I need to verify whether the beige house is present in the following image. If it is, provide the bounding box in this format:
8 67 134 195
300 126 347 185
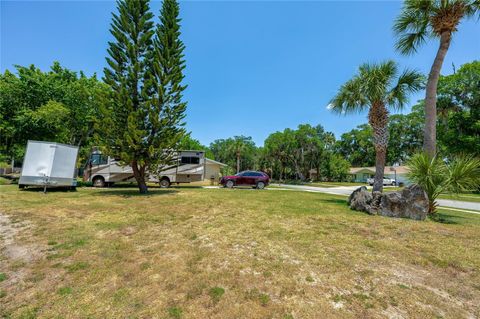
349 166 410 184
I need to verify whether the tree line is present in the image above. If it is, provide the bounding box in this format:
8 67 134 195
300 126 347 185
1 60 478 182
179 57 479 183
1 0 479 194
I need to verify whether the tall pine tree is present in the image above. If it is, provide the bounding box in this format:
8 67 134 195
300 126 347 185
148 0 187 159
100 0 187 193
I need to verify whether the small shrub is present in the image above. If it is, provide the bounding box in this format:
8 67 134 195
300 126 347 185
0 290 6 298
208 286 225 303
305 275 314 282
0 273 7 282
259 293 270 306
18 307 38 319
140 262 151 270
168 306 183 319
113 288 129 303
58 287 73 295
65 261 89 272
246 288 270 306
407 153 480 214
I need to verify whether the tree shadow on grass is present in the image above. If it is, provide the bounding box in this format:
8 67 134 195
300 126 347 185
429 212 467 225
20 187 76 193
91 188 178 198
169 185 204 189
316 198 348 206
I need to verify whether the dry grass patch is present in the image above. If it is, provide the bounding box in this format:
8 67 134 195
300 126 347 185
0 185 479 318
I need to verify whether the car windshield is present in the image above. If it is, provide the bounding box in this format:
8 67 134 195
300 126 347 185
235 172 244 176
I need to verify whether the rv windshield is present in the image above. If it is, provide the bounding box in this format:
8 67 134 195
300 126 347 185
90 154 108 165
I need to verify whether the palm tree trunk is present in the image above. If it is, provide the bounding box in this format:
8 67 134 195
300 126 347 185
369 102 389 193
424 31 452 157
236 151 240 173
373 146 386 193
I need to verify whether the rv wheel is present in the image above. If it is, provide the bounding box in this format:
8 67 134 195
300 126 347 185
160 178 171 188
92 176 105 188
19 184 25 190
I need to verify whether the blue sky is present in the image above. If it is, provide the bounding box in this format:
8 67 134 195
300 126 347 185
1 1 479 146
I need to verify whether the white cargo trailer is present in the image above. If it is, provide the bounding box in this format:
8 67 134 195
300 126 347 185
19 141 79 190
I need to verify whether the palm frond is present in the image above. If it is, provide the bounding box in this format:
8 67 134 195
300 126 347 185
393 0 433 55
329 76 368 115
463 0 480 17
358 60 400 105
445 155 480 193
407 152 448 213
387 68 424 110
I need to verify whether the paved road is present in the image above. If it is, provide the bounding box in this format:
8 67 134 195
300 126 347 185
271 184 480 212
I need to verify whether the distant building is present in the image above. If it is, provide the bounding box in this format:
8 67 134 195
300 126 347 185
204 158 228 183
348 166 410 184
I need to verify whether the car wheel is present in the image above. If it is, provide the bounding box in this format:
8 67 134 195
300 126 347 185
93 176 105 188
256 181 265 189
160 178 171 188
226 180 234 188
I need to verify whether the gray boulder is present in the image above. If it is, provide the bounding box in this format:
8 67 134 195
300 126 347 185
348 186 378 215
379 185 429 221
348 186 368 206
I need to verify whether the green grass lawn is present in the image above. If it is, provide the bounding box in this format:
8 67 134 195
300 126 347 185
0 185 479 318
0 177 12 185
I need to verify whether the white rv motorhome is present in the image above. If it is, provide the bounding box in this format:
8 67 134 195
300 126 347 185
19 140 79 190
83 150 206 188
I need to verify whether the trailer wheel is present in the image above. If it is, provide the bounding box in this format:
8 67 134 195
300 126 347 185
92 176 105 188
19 184 25 190
160 178 171 188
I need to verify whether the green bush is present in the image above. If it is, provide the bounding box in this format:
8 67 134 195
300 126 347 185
407 153 480 213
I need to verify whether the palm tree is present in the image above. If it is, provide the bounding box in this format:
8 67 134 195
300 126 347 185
229 136 248 173
407 153 480 214
394 0 480 156
329 61 423 192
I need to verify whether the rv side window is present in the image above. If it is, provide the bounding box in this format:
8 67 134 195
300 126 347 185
181 156 200 164
90 154 108 165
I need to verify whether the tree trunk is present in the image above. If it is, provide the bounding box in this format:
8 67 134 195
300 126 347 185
424 31 452 157
132 160 148 194
373 146 386 193
369 102 389 193
236 152 240 173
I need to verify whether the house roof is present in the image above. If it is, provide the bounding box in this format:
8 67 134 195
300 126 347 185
205 158 228 167
349 166 409 175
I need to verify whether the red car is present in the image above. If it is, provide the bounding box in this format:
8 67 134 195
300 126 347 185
220 171 270 189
